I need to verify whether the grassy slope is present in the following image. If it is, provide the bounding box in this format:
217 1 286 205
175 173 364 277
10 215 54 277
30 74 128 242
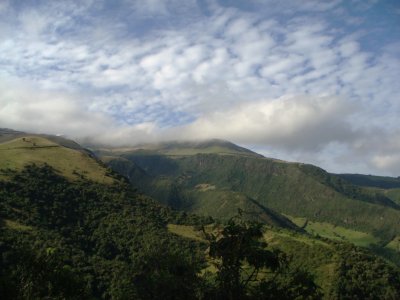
0 136 114 184
386 236 400 252
385 188 400 205
101 151 400 246
286 215 379 247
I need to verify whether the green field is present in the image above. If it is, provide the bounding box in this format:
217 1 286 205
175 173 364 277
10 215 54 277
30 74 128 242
167 224 206 242
286 215 379 247
386 188 400 205
386 236 400 252
0 136 114 183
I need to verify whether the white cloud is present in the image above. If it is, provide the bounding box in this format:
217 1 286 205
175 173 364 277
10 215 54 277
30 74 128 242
0 0 399 175
372 155 400 174
178 95 356 150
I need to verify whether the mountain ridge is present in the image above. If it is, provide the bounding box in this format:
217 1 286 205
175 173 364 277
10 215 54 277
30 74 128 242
97 140 400 246
93 138 264 158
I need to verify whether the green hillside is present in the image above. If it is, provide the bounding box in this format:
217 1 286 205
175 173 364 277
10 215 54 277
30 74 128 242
1 133 400 299
336 171 400 208
104 153 299 230
98 142 400 251
0 136 115 183
338 173 400 189
386 188 400 205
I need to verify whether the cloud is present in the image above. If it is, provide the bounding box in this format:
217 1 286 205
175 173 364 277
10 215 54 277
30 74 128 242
372 155 400 175
0 0 399 175
179 96 357 151
0 76 353 148
0 77 163 146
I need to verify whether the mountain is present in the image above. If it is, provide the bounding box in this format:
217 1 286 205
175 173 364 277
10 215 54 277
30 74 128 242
97 138 263 157
96 140 298 230
1 132 400 298
96 140 400 246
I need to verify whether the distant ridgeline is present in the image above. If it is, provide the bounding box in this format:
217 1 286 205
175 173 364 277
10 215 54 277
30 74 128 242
337 173 400 189
1 131 400 299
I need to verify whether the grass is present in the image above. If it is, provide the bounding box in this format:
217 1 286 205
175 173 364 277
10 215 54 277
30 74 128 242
286 215 380 247
263 228 330 247
167 224 206 242
385 188 400 205
3 219 33 231
385 236 400 252
0 136 114 184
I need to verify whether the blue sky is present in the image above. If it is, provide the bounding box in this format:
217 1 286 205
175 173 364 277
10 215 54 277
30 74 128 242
0 0 399 175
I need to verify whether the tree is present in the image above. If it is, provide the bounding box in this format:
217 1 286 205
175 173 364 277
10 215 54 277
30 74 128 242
202 211 321 300
202 211 282 299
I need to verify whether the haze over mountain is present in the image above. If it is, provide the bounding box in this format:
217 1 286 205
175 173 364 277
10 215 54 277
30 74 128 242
0 0 399 176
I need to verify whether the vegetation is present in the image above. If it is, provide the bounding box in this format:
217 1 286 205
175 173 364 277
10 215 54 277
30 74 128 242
0 164 208 299
0 136 115 183
334 244 400 299
95 139 262 158
2 135 400 299
201 213 321 300
103 151 400 243
337 173 400 189
287 216 380 247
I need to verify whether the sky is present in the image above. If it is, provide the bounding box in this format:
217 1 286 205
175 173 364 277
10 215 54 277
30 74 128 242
0 0 399 175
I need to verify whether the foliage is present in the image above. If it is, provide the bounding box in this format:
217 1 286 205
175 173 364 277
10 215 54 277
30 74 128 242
334 244 400 299
1 164 400 299
0 164 207 299
337 173 400 189
106 152 400 243
202 212 321 300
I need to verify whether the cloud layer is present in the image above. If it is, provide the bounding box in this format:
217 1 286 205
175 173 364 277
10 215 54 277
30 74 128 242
0 0 399 175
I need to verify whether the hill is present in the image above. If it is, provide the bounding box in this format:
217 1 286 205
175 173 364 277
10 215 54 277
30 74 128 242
96 140 400 250
0 134 115 183
337 173 400 189
336 173 400 209
1 132 400 298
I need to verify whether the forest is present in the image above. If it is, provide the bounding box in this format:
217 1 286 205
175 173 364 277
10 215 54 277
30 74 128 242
1 164 400 299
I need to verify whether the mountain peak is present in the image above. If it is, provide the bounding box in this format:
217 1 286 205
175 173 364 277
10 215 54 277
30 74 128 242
99 139 264 158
